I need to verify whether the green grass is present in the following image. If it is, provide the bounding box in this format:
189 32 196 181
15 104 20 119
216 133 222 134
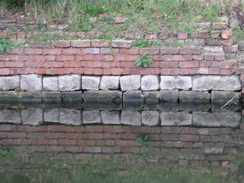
1 0 243 34
31 33 79 42
132 39 166 48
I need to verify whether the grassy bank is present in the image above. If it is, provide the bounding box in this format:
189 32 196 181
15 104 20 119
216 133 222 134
0 0 243 33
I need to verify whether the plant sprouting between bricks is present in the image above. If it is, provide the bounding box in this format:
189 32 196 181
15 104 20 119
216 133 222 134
136 134 154 149
135 52 153 67
0 38 14 52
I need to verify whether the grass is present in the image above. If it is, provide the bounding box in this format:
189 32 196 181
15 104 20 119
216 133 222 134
1 0 243 34
132 39 166 48
0 158 231 183
31 33 79 42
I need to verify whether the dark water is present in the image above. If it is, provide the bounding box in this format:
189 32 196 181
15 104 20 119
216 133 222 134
0 101 244 182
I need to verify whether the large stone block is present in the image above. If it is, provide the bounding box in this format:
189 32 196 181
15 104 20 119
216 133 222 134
21 108 43 125
211 91 241 102
59 75 81 91
82 76 100 90
21 75 42 91
44 109 59 123
121 110 141 126
19 92 42 103
193 112 241 127
142 111 159 126
160 90 178 102
60 109 82 125
193 75 241 91
83 111 101 124
144 91 159 102
43 76 58 91
83 91 122 102
120 75 141 91
141 75 159 91
100 110 120 124
161 112 192 126
160 76 192 90
179 91 210 102
0 75 20 90
0 109 21 124
100 76 120 90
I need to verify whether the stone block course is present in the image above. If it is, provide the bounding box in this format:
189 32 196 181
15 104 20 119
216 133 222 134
160 76 192 90
82 76 100 90
120 75 140 91
0 75 19 90
141 75 159 91
20 74 42 91
59 75 81 91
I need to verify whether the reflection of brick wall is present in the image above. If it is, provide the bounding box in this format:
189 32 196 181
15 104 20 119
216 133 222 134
1 124 244 173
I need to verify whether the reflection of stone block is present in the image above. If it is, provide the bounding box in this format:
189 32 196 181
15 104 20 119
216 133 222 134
60 109 82 125
59 75 81 91
62 92 83 104
160 76 191 90
179 103 210 111
0 75 20 90
0 91 18 103
211 91 241 102
161 112 192 126
193 112 240 127
19 92 42 103
120 75 140 91
124 91 144 102
141 75 159 91
121 111 141 126
193 75 241 91
144 91 159 103
179 91 210 102
21 75 42 91
83 91 122 102
83 111 101 124
100 76 120 90
44 109 59 123
82 76 100 90
0 109 21 124
160 90 178 102
22 108 43 125
142 111 159 126
101 111 120 124
43 92 61 104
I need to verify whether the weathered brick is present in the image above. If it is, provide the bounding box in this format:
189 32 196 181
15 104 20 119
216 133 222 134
114 17 129 23
140 48 159 54
91 40 111 47
206 39 222 46
221 29 232 39
211 31 220 38
160 47 179 54
52 40 70 48
71 40 91 47
223 38 233 46
213 22 227 30
198 31 209 38
111 40 132 48
180 47 201 55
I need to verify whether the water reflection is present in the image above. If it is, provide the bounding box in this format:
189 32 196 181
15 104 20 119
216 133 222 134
0 101 243 182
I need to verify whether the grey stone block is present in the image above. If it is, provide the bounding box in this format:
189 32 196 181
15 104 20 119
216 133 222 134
121 110 141 126
0 91 18 103
142 111 159 126
160 90 178 102
21 108 43 125
124 91 144 102
120 75 141 91
193 112 241 127
193 75 241 91
0 75 20 90
211 91 241 102
160 76 192 90
211 102 240 112
43 76 58 91
204 147 224 155
61 92 83 103
44 109 59 123
100 110 120 124
144 91 159 102
82 76 100 90
159 102 178 111
100 76 120 90
0 109 21 124
161 112 192 126
179 103 210 111
141 75 159 91
59 75 81 91
60 109 82 125
19 92 42 103
83 111 101 124
21 75 42 91
179 91 210 102
83 91 122 102
43 92 61 103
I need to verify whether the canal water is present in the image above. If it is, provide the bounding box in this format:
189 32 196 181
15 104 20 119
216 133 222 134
0 100 244 182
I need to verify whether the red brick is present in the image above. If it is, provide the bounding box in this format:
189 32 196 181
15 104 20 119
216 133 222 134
160 62 178 68
161 134 179 140
101 48 119 54
9 48 24 54
178 32 188 39
111 40 132 48
46 145 64 152
64 61 82 67
17 32 26 39
71 40 91 47
219 69 235 75
44 62 63 67
211 31 220 38
56 68 66 74
173 55 182 61
120 48 139 54
198 68 209 74
103 68 112 75
65 146 83 152
52 41 70 48
43 49 61 55
182 55 193 61
160 47 179 54
180 48 201 55
25 61 43 67
198 31 209 38
8 132 26 138
180 135 199 141
114 16 129 23
223 38 233 46
224 45 238 53
144 33 157 40
213 22 227 30
158 31 170 39
17 17 33 24
93 68 103 75
5 62 24 67
17 68 28 74
0 32 7 38
62 48 81 54
111 68 122 75
120 62 136 68
46 132 65 138
104 55 113 61
206 39 222 46
221 29 232 39
193 38 205 46
204 46 223 52
6 32 16 39
84 48 100 54
140 48 159 54
179 61 198 67
91 40 111 47
25 48 43 55
94 55 105 61
0 125 12 131
219 61 239 68
28 146 45 152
